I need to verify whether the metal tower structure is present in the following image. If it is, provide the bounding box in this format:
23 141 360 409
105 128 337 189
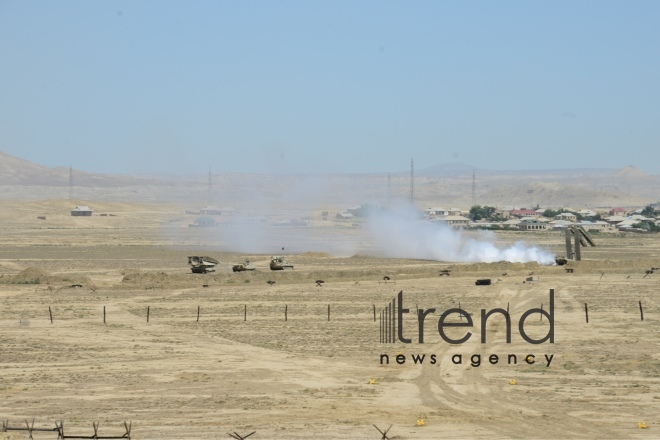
410 159 414 204
207 167 212 204
472 169 476 208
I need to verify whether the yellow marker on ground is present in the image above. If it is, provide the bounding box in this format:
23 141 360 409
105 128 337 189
638 422 648 429
416 419 425 426
509 379 517 385
368 378 376 385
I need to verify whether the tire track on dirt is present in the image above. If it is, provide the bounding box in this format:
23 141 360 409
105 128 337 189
409 282 619 438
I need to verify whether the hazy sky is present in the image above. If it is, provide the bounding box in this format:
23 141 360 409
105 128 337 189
1 1 659 175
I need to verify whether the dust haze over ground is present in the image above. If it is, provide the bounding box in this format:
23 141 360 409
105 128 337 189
216 211 362 256
208 196 556 265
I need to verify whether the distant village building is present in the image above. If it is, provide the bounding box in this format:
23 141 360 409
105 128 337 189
555 212 577 222
550 220 573 229
508 209 538 218
605 215 626 225
197 206 235 216
519 218 548 231
424 208 449 216
199 206 222 216
609 207 625 216
190 216 216 227
425 207 462 217
71 206 93 216
431 215 470 228
629 214 654 222
335 212 354 220
578 209 598 217
576 220 611 231
502 219 521 228
425 207 448 217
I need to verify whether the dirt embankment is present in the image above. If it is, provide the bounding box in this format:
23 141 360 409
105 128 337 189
0 267 92 286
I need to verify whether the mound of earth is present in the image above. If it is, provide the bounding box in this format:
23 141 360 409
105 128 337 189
12 267 51 283
8 267 92 285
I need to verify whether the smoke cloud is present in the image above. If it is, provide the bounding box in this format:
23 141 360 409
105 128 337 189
366 204 555 265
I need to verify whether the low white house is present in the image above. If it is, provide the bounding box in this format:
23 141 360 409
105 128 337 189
71 206 93 216
425 207 449 216
519 218 548 231
556 212 577 222
605 215 627 225
578 209 598 217
199 205 222 215
431 215 470 227
576 220 611 231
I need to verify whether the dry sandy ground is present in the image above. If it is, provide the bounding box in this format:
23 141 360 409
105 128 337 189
1 200 659 439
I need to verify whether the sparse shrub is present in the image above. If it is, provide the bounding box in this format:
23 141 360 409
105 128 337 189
16 279 41 285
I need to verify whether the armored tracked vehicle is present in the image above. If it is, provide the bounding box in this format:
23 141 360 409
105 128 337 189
232 259 256 272
270 255 293 271
188 256 218 273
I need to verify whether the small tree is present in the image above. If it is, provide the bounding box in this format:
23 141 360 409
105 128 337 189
641 204 657 217
469 205 497 221
632 221 660 232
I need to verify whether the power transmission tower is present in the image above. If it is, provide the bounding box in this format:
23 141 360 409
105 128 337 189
472 169 476 208
410 159 414 204
208 167 212 205
387 172 391 206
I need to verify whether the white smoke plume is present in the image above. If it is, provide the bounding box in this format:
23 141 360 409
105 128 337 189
366 203 555 265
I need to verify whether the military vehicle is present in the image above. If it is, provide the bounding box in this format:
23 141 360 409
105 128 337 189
270 255 293 270
232 259 256 272
188 256 218 273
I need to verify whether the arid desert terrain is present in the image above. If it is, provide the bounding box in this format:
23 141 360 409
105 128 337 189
1 199 659 439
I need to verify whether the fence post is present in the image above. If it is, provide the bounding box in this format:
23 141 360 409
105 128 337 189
285 304 288 322
373 304 376 322
49 306 53 324
584 303 589 323
327 304 330 322
197 306 200 322
639 301 644 321
147 306 150 323
103 306 106 324
244 305 246 321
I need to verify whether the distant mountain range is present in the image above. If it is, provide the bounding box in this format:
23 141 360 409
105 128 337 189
0 151 151 187
0 150 657 208
415 161 647 178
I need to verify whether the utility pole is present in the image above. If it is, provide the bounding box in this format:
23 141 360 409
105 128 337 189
207 167 212 205
410 159 414 204
387 172 391 206
472 168 476 208
69 165 73 200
